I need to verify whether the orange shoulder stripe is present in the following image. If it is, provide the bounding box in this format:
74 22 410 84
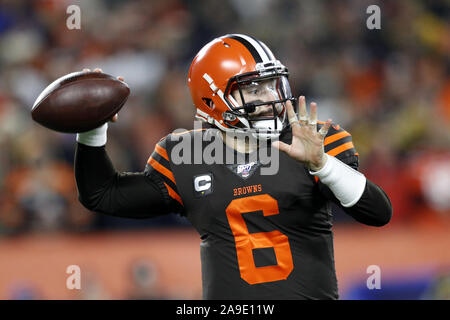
324 131 351 146
326 141 355 157
147 156 176 184
155 144 169 161
164 182 183 205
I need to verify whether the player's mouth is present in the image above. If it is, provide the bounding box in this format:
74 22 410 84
249 108 274 119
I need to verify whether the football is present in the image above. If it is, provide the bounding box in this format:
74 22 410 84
31 71 130 133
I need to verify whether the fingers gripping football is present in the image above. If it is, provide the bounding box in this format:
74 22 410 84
272 96 332 171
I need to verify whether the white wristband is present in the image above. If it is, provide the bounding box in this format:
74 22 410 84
310 154 366 207
76 123 108 147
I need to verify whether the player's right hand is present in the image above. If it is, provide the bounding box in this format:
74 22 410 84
82 67 122 123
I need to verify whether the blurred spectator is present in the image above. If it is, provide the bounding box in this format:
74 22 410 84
422 273 450 300
0 160 96 235
126 258 170 299
74 269 111 300
7 281 42 300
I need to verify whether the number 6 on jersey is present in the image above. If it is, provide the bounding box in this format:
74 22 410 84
225 194 294 284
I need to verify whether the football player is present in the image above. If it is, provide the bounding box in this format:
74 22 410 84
74 34 392 299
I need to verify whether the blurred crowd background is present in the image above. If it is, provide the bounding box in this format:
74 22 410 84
0 0 449 300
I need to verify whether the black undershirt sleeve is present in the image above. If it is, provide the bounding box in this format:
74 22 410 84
74 143 171 219
340 179 393 226
317 157 393 227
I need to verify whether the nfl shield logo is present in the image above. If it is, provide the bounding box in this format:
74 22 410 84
237 162 256 178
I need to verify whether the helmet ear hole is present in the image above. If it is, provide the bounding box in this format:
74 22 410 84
202 98 214 110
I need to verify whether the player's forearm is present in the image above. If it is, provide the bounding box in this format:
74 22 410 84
75 142 115 212
312 154 392 226
342 179 392 226
74 142 170 218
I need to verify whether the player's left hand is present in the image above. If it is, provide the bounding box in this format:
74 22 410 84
272 96 332 171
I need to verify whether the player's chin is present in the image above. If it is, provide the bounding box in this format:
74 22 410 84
249 116 274 121
249 109 275 119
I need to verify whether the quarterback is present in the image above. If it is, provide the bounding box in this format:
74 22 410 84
74 34 392 299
